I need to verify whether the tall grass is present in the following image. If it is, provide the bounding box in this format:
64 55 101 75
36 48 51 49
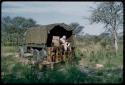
1 46 17 53
1 39 123 83
2 57 122 84
76 39 123 68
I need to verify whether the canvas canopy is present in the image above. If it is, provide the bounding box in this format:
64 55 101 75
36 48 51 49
25 23 75 47
25 27 47 44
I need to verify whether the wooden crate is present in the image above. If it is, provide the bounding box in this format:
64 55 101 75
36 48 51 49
52 36 60 47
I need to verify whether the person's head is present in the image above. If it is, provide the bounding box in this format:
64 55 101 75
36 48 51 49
62 35 66 39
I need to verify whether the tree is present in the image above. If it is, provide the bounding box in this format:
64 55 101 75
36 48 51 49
2 16 12 33
69 22 84 35
90 2 123 54
12 17 36 29
2 16 37 46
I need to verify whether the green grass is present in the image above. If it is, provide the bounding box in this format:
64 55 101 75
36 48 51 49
1 41 123 83
77 40 123 67
1 46 17 53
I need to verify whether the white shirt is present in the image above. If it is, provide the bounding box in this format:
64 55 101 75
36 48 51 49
60 37 66 44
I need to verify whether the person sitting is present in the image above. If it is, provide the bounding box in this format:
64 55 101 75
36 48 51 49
60 35 71 51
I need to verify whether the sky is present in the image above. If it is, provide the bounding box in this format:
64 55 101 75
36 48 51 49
1 2 115 35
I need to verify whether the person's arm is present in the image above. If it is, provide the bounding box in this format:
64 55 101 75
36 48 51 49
60 38 65 44
60 38 62 44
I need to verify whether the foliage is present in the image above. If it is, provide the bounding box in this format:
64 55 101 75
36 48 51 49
1 41 123 83
90 2 123 30
2 16 37 46
2 16 36 32
89 2 123 53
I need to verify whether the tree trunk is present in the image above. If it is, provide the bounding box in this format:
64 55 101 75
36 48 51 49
112 18 118 54
112 30 118 54
112 12 118 54
115 29 118 51
17 35 19 46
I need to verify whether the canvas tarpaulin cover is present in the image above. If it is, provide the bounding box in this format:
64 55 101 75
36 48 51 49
25 23 75 47
25 27 47 44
